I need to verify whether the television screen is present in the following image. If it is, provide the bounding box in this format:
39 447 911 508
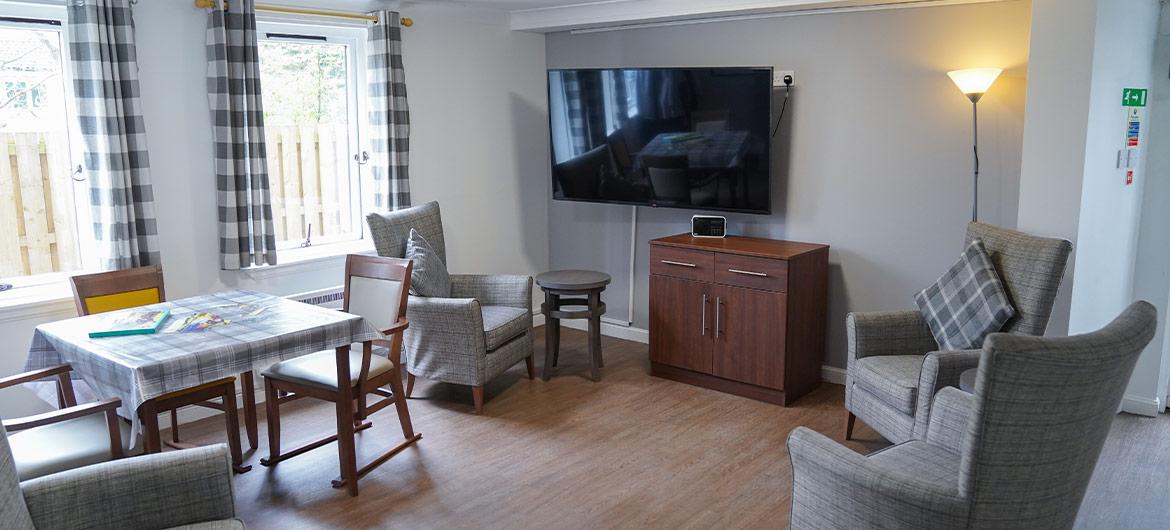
547 67 772 214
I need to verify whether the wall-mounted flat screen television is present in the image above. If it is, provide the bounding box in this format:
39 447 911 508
548 67 772 214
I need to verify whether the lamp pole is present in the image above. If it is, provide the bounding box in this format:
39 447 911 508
971 96 980 223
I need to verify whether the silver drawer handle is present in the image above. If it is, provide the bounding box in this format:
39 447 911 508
728 268 768 277
661 260 696 268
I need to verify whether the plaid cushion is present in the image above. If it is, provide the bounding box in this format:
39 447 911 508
915 239 1015 350
405 229 450 297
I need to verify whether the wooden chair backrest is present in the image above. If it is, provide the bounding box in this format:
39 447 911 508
70 265 166 316
343 254 412 335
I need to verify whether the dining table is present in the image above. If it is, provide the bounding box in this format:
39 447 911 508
22 289 382 475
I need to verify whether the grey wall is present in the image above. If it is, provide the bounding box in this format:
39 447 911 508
545 1 1031 369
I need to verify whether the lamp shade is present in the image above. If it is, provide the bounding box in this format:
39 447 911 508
947 68 1002 102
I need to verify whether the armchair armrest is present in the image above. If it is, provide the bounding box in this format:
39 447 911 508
0 364 76 409
925 387 975 454
911 349 981 439
406 295 487 358
21 444 237 529
787 427 967 529
846 310 938 361
449 274 532 310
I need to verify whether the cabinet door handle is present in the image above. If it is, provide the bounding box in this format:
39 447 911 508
715 297 722 338
701 293 708 336
661 259 697 268
728 268 768 277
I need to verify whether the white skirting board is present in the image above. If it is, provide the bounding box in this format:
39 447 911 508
532 312 847 386
1120 394 1163 417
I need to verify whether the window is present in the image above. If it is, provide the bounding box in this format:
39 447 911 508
256 23 367 251
0 10 93 282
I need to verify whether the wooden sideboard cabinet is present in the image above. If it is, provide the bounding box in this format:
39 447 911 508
648 234 829 406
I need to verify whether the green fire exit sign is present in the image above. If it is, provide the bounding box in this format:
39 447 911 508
1123 88 1148 107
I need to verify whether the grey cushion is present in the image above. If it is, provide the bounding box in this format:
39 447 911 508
165 520 246 530
367 201 447 264
853 355 922 415
405 228 451 297
0 429 34 530
915 239 1015 350
263 349 394 390
481 305 530 351
9 412 138 481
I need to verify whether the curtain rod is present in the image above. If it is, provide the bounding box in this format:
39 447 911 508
192 0 414 26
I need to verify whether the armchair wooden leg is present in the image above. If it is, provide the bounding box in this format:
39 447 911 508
406 372 416 398
845 412 856 440
262 377 281 467
472 385 484 414
525 354 535 380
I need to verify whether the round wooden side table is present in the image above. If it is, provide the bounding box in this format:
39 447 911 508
536 270 611 382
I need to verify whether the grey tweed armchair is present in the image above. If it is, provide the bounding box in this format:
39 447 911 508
2 426 241 530
846 222 1072 444
791 301 1156 530
366 202 534 414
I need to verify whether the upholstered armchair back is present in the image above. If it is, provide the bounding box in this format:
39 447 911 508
367 201 447 265
965 222 1072 336
959 301 1155 528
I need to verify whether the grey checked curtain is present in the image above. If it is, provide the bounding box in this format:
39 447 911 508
67 0 160 270
367 10 411 211
205 0 277 269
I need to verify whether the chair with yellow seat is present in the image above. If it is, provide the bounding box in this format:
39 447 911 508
69 265 251 455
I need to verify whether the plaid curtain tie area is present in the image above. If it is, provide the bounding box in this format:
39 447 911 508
66 0 161 270
205 0 278 270
367 10 411 212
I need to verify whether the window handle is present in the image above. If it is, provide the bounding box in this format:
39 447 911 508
71 164 85 182
353 151 369 165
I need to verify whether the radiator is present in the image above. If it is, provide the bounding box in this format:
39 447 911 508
289 286 345 309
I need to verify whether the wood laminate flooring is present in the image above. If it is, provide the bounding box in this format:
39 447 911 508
174 327 1169 529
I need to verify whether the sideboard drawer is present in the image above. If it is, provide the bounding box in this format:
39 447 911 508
715 253 788 292
650 246 714 282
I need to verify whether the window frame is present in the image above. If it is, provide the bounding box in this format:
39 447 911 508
254 20 369 255
0 3 97 286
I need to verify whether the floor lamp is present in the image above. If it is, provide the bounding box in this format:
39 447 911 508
947 68 1002 222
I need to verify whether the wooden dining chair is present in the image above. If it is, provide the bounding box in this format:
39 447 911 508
260 254 421 496
0 364 127 480
69 266 252 453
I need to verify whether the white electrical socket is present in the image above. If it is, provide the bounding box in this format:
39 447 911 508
773 70 795 87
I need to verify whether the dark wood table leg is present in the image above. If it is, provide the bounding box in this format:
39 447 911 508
139 403 162 454
241 370 258 451
221 385 250 473
587 291 601 382
334 344 359 496
550 293 561 368
542 291 558 381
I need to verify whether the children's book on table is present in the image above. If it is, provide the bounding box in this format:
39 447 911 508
88 309 171 338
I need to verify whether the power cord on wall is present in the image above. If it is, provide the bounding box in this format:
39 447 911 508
771 74 793 138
